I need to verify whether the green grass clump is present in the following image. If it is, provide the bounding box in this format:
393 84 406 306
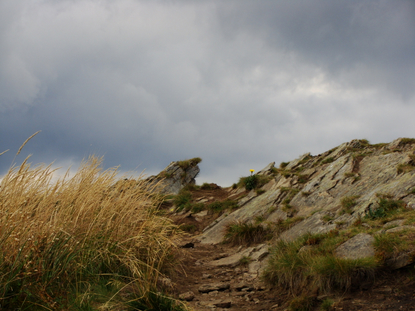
0 154 185 310
340 195 360 214
263 233 378 295
399 138 415 146
223 221 273 245
289 295 316 311
207 199 238 212
280 188 300 209
237 174 272 191
176 157 202 170
366 196 405 219
180 224 198 233
173 190 193 211
320 298 335 311
297 174 309 184
321 157 335 165
200 182 215 190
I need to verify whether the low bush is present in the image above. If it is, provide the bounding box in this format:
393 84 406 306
238 174 272 191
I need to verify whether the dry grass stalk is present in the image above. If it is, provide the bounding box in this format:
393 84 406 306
0 155 184 309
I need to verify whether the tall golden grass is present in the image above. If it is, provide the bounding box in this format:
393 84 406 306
0 152 186 309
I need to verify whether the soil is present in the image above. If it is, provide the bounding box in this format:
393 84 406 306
167 185 415 311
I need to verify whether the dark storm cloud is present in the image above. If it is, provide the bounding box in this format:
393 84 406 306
1 0 414 185
216 0 415 99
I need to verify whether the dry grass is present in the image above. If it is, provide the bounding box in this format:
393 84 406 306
0 153 186 310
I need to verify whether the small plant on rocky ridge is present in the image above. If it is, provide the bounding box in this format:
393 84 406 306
365 197 405 219
238 174 272 191
200 182 215 190
340 195 360 214
176 157 202 170
207 200 238 213
321 157 335 164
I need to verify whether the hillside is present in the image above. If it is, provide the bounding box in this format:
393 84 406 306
162 138 415 310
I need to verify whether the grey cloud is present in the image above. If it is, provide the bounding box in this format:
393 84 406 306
1 0 414 186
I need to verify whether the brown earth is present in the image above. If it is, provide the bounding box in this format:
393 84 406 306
167 186 415 311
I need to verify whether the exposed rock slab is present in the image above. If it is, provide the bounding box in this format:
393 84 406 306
145 159 200 194
335 233 375 260
280 212 337 242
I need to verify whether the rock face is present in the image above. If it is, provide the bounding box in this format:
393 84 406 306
146 158 201 194
197 138 415 269
335 233 375 260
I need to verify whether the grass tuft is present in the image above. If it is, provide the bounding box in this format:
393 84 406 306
0 155 186 310
223 221 273 245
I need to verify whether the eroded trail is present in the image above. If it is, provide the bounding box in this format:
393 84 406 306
171 241 284 311
168 186 415 311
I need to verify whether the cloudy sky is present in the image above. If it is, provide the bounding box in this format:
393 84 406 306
1 0 414 186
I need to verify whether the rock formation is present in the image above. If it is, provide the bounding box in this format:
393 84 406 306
146 157 201 194
198 138 415 270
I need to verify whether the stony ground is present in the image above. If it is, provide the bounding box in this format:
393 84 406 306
168 186 415 311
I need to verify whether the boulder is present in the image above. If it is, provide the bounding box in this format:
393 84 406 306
145 158 201 194
335 233 375 260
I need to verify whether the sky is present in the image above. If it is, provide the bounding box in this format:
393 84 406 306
1 0 415 186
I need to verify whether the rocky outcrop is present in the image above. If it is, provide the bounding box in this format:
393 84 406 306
198 138 415 269
146 158 201 194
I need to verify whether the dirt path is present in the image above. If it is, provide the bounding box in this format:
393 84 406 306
168 186 415 311
171 241 284 311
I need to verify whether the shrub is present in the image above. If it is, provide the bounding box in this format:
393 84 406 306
238 174 272 191
244 175 258 190
223 221 273 245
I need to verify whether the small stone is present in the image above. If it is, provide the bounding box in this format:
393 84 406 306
179 291 195 301
214 300 232 308
198 283 230 293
